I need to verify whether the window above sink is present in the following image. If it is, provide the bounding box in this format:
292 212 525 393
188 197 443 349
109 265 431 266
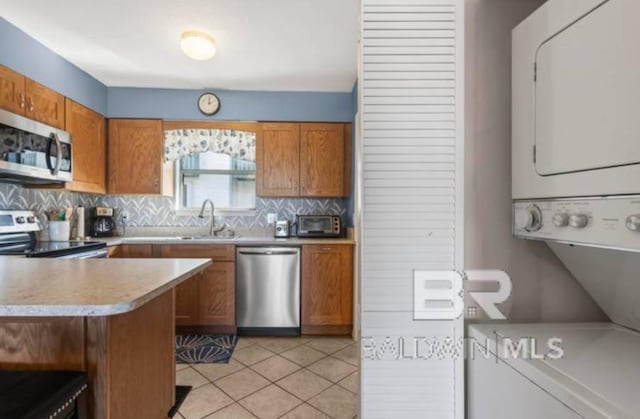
163 122 259 215
175 152 256 212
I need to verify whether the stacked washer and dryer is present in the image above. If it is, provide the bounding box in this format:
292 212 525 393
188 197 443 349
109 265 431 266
468 0 640 418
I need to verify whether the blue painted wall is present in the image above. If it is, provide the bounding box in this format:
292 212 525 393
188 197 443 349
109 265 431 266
0 18 108 115
108 87 354 122
344 81 357 227
0 17 353 122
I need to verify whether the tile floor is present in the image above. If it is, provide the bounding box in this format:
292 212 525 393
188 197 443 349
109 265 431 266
175 336 359 419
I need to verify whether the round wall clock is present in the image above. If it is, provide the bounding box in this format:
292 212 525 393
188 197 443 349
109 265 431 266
198 92 221 116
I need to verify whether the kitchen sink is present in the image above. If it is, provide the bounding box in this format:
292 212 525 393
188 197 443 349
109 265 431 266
178 235 239 241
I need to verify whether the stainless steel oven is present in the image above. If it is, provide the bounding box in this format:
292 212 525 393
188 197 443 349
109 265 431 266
0 109 72 184
0 210 106 258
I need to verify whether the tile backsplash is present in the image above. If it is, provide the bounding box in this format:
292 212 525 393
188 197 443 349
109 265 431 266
0 183 347 229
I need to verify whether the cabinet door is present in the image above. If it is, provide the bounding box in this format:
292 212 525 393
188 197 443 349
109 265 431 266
257 123 300 197
25 79 65 129
198 262 235 326
108 119 163 195
176 275 200 326
302 244 353 327
0 65 26 115
65 100 106 194
300 123 346 197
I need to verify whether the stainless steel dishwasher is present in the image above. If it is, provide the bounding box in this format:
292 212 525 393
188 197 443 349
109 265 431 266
236 247 300 336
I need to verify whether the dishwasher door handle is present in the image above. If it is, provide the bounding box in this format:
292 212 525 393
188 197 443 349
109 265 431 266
238 249 299 256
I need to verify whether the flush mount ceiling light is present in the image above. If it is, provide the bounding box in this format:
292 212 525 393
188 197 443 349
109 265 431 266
180 30 216 61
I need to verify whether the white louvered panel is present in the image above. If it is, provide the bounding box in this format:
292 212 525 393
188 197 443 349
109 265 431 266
360 0 463 418
361 312 458 418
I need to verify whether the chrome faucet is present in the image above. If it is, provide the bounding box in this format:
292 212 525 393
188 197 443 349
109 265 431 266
198 199 223 236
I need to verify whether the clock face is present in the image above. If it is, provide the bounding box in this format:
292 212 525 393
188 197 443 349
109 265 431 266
198 93 220 116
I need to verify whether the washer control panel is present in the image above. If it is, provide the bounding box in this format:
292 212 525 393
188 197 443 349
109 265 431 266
513 196 640 251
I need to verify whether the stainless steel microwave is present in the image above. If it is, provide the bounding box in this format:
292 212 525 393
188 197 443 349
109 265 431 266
296 215 342 238
0 109 72 184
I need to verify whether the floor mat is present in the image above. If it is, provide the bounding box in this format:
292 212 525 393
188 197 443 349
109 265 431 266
176 334 238 364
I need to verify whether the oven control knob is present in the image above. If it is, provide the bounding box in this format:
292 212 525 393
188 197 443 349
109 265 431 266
625 215 640 232
515 205 542 232
15 216 25 224
569 213 589 229
27 216 35 224
552 213 569 227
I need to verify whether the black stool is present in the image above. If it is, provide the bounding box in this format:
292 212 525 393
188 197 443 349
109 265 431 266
0 370 88 419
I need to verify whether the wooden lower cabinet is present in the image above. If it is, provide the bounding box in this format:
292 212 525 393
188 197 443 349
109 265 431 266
301 244 354 335
175 275 199 325
157 244 236 332
198 262 235 326
119 244 154 258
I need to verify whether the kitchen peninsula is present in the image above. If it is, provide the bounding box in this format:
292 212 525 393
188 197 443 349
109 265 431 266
0 257 211 419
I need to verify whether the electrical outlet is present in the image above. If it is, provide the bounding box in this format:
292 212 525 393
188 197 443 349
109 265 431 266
267 213 277 224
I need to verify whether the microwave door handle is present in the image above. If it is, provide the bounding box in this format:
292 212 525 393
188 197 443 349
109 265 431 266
46 135 54 173
51 133 62 175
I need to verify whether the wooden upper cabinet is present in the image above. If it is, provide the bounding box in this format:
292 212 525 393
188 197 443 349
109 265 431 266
300 123 347 197
257 123 300 197
302 244 353 328
25 79 65 129
198 262 235 326
65 99 106 194
0 65 26 115
108 119 163 195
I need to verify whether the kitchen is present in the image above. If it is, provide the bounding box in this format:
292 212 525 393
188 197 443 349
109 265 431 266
0 2 358 418
5 1 640 418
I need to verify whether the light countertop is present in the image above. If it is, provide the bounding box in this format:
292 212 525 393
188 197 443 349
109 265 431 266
0 258 211 317
99 236 356 247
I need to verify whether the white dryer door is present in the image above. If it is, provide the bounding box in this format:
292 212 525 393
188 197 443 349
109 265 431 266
535 0 640 176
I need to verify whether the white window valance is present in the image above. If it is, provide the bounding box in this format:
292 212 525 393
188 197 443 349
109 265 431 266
164 129 256 162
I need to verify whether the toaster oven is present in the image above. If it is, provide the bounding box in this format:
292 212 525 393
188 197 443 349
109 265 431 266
296 215 342 238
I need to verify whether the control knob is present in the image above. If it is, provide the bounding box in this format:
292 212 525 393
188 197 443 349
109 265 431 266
626 215 640 232
15 216 25 224
552 212 569 227
569 213 589 229
26 216 35 224
515 205 543 232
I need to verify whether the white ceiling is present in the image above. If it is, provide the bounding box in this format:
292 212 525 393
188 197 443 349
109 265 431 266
1 0 358 92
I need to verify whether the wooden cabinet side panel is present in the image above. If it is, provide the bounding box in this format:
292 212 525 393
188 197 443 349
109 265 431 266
65 99 106 194
0 65 26 115
300 123 345 197
198 262 235 326
25 78 65 129
108 119 163 195
106 290 175 419
343 123 352 197
0 317 85 370
257 123 300 197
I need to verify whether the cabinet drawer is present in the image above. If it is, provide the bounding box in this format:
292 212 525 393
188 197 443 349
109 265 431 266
121 244 154 258
157 244 235 261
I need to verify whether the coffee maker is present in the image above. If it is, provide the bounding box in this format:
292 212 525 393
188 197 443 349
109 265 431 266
90 207 116 237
